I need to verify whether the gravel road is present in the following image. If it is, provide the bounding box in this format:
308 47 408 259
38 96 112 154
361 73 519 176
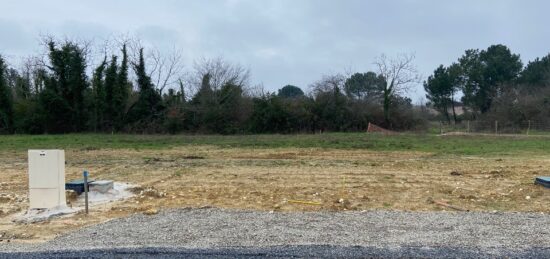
1 208 550 258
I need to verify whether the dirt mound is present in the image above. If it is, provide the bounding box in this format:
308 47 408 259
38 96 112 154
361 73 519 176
367 123 395 134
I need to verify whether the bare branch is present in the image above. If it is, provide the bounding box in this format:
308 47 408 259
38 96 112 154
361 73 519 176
374 52 421 96
309 73 346 96
189 56 250 93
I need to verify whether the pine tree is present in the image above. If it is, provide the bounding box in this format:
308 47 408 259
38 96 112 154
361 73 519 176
424 65 453 122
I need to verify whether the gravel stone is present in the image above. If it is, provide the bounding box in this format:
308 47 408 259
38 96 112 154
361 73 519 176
1 208 549 257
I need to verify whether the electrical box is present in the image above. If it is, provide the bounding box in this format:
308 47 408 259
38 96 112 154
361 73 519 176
28 150 66 209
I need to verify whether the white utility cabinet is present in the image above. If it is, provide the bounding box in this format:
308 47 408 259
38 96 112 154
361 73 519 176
28 150 66 209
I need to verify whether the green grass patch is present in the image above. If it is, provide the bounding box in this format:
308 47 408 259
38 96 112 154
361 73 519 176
0 133 548 156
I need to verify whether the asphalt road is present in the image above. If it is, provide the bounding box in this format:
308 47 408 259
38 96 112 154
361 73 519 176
3 246 550 258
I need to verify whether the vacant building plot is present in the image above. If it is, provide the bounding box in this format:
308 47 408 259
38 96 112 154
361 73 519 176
0 133 549 243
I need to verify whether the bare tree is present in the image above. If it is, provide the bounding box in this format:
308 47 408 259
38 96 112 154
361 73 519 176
123 37 186 94
373 53 421 124
189 57 250 93
147 47 185 93
247 83 267 97
309 73 346 96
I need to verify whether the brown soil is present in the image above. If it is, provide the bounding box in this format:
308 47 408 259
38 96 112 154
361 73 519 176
1 146 549 243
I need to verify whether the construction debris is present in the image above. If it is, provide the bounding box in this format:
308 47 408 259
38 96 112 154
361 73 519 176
450 171 463 176
367 123 395 134
432 200 469 212
143 208 159 215
428 197 470 211
287 200 322 206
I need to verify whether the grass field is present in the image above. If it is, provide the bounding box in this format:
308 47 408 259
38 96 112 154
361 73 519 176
1 132 550 242
1 132 550 155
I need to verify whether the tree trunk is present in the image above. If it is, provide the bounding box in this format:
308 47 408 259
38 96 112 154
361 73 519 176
437 98 450 124
451 92 457 123
444 103 450 123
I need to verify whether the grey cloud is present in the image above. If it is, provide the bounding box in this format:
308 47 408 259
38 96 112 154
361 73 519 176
0 19 36 57
2 0 550 101
54 20 115 42
136 26 182 48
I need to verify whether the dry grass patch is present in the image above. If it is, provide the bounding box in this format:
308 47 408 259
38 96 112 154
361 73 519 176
0 146 549 242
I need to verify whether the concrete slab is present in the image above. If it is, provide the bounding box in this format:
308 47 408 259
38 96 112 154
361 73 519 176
89 180 114 194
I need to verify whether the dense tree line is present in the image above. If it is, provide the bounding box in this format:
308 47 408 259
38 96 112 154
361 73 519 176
0 38 426 134
5 39 548 135
424 44 550 126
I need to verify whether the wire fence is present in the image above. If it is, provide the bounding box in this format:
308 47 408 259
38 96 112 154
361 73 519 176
435 120 550 135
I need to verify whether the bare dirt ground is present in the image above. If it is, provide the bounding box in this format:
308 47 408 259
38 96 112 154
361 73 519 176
1 146 549 243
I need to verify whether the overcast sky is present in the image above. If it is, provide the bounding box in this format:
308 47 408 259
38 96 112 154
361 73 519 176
1 0 550 102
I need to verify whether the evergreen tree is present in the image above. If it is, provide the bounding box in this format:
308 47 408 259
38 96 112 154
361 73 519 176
104 55 118 130
12 68 32 101
163 87 186 134
127 48 164 130
41 41 89 132
0 55 14 133
520 54 550 87
114 44 130 130
249 94 292 133
344 72 384 100
312 85 351 131
216 83 245 134
91 57 107 132
178 79 186 103
424 65 453 122
65 43 88 131
277 85 304 98
189 73 215 131
459 44 522 114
